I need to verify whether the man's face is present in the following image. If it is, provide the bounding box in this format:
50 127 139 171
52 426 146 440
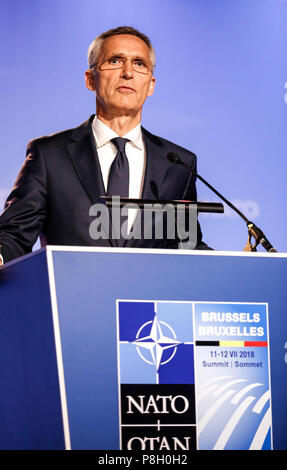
85 34 155 118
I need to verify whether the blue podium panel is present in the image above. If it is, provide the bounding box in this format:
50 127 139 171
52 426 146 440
0 250 65 449
0 247 287 450
47 247 287 450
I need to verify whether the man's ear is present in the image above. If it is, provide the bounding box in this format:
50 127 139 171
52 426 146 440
147 76 156 97
85 69 96 91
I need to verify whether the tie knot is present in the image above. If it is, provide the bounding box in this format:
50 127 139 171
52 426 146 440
111 137 129 153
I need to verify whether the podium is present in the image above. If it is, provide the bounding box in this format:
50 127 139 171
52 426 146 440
0 246 286 450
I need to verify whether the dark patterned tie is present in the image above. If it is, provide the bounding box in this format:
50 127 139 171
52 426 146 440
107 137 130 245
107 137 130 197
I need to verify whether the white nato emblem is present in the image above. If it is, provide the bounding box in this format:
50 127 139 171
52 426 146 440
132 316 181 370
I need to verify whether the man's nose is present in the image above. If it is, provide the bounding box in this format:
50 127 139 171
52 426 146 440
120 59 134 78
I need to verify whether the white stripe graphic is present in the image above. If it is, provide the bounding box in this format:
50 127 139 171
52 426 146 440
249 407 271 450
198 389 235 435
252 390 270 414
213 379 246 397
46 249 71 450
231 383 263 405
199 376 232 391
213 395 256 450
197 384 219 402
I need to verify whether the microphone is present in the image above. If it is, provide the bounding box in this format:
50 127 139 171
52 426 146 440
167 152 277 253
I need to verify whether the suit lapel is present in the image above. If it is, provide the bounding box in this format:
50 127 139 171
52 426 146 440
66 116 106 204
141 127 170 200
141 127 194 201
66 116 116 246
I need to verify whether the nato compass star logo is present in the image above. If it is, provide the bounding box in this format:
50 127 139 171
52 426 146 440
132 316 182 371
117 301 195 384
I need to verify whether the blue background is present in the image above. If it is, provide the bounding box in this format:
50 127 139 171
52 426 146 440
0 0 286 252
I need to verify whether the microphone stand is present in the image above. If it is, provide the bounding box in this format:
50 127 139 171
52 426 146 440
167 153 277 253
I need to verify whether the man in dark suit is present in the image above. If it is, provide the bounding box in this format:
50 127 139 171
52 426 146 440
0 26 209 264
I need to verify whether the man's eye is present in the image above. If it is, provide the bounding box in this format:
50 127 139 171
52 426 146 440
108 57 122 64
135 61 146 67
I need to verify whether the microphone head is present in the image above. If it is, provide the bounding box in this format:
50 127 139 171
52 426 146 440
167 152 180 164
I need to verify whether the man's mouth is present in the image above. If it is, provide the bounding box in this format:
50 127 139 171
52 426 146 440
117 86 136 92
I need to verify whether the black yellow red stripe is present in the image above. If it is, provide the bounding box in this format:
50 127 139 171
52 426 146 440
196 340 267 347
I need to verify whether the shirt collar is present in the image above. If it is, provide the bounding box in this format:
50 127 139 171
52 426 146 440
92 115 143 150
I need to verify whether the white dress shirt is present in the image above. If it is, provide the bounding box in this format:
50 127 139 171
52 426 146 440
91 115 146 232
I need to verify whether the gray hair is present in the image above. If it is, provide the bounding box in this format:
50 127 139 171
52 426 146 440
87 26 156 72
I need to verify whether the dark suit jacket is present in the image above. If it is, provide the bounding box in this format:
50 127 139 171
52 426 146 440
0 115 209 262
